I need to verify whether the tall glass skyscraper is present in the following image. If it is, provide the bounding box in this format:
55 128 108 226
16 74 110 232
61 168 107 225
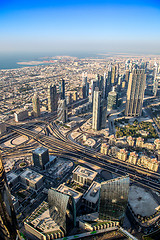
59 79 65 100
99 176 130 222
0 153 21 240
48 188 76 235
48 84 57 112
125 69 146 117
32 93 40 117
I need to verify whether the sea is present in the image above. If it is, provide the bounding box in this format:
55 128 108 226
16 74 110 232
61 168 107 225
1 51 160 70
0 52 101 70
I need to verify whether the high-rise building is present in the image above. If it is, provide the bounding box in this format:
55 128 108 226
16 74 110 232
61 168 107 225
125 69 146 117
82 72 87 86
103 73 108 99
92 88 102 131
32 93 40 117
57 99 68 123
48 84 57 112
48 188 76 234
107 87 118 111
99 176 130 222
0 153 21 240
111 66 117 85
32 147 49 170
89 80 98 103
59 79 65 100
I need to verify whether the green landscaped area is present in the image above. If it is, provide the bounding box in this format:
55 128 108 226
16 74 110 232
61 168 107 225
115 120 158 139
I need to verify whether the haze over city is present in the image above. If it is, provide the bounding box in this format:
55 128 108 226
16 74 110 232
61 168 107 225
1 1 160 240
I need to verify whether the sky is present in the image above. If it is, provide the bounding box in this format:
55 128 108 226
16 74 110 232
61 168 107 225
0 0 160 55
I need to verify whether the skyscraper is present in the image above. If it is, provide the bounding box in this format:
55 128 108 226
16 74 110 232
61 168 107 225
92 88 102 131
111 66 117 85
59 79 65 100
32 147 49 170
125 69 146 117
107 87 118 111
48 188 76 234
0 153 21 240
57 99 68 123
99 176 130 222
32 93 40 117
48 84 57 112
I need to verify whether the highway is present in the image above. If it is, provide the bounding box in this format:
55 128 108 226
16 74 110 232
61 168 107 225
5 122 160 193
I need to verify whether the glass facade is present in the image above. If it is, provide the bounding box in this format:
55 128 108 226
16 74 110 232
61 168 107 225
32 147 49 169
48 188 76 234
0 154 21 240
99 176 130 221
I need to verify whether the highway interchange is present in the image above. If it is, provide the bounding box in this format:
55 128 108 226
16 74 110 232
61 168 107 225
3 119 160 194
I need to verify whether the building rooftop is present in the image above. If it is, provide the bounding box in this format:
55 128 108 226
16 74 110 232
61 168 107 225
73 165 98 181
32 147 48 155
7 172 18 184
57 184 83 203
20 168 43 183
83 181 100 204
26 202 60 234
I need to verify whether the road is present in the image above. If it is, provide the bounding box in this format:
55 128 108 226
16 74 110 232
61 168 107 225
5 122 160 193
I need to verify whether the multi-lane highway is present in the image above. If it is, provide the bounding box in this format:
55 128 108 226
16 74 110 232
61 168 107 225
5 122 160 193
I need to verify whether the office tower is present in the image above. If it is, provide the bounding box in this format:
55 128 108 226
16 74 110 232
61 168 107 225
95 74 100 87
125 70 130 82
82 72 87 86
103 73 108 99
57 99 68 123
99 75 104 92
111 66 117 85
48 84 57 112
82 85 87 99
0 154 21 240
89 80 98 103
48 188 76 234
32 147 49 170
59 79 65 100
125 69 146 117
92 88 102 131
99 176 130 222
107 87 118 111
82 72 89 99
32 93 40 117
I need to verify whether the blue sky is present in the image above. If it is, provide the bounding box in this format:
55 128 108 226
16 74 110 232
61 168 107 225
0 0 160 54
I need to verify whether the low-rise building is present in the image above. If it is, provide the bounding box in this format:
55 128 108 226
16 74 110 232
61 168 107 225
57 183 83 207
14 109 28 122
72 165 97 186
20 168 43 190
127 136 135 147
137 156 159 172
128 152 138 165
101 143 109 155
154 139 160 150
109 135 116 145
7 172 19 188
24 202 64 240
136 137 144 148
83 181 100 210
143 143 155 150
117 148 128 161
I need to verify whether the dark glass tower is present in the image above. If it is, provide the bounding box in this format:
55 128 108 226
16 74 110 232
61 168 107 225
0 154 21 240
48 188 76 235
59 79 65 100
99 176 130 222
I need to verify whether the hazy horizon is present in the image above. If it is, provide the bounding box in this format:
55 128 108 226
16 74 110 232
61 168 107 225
1 0 160 54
